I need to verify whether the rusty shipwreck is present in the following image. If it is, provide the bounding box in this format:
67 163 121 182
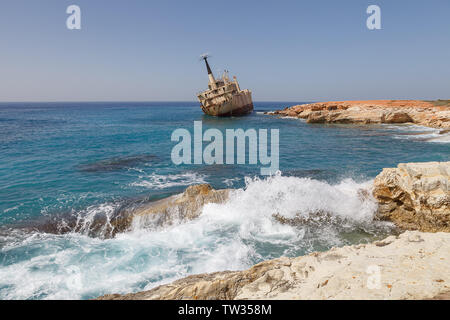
197 56 253 117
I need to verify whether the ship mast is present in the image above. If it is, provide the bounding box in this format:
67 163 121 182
202 56 217 89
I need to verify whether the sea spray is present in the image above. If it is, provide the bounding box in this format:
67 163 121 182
0 174 394 300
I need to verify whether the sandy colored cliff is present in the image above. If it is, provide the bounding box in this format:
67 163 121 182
269 100 450 129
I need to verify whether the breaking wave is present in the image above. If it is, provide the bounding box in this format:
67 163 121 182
0 174 394 300
384 124 450 144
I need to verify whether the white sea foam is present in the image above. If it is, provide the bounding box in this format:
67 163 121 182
3 204 23 214
130 172 207 189
206 175 377 223
223 177 241 187
0 174 391 300
382 123 437 132
73 203 118 238
426 133 450 143
382 123 450 144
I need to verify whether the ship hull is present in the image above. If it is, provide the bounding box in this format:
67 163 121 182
200 91 253 117
201 103 253 117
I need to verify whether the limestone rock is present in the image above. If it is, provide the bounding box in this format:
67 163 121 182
373 162 450 232
105 184 229 235
384 111 413 123
271 100 450 129
126 184 229 230
97 231 450 300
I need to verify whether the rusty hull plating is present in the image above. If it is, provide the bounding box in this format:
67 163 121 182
197 57 253 117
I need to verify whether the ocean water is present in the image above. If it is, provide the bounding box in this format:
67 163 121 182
0 102 449 300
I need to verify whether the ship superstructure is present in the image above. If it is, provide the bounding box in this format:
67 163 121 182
197 56 253 116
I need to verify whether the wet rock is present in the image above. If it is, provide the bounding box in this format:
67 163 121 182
122 184 229 230
19 184 229 238
272 211 343 228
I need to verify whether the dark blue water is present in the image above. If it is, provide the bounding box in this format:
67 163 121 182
0 102 448 299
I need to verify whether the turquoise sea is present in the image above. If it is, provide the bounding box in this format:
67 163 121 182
0 102 449 299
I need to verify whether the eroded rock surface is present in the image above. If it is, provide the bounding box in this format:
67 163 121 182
113 184 230 232
268 100 450 129
25 184 230 238
373 162 450 232
98 231 450 300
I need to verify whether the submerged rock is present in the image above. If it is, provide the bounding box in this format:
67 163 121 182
97 231 450 300
373 162 450 232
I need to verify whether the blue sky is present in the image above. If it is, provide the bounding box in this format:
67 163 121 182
0 0 449 102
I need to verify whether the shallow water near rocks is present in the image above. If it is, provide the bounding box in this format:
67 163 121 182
0 102 448 299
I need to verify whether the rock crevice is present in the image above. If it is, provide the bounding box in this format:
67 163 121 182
373 162 450 232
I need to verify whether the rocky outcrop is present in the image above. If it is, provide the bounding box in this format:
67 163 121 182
268 100 450 129
98 231 450 300
96 162 450 300
112 184 229 232
373 162 450 232
22 184 230 238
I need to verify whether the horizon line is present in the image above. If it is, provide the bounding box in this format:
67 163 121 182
0 100 314 104
0 98 445 104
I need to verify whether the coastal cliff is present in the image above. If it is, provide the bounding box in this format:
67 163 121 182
268 100 450 129
98 161 450 300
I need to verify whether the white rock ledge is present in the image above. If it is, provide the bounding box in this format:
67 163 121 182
98 231 450 300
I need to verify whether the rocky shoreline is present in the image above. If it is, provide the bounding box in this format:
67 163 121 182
99 231 450 300
97 161 450 300
267 100 450 130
